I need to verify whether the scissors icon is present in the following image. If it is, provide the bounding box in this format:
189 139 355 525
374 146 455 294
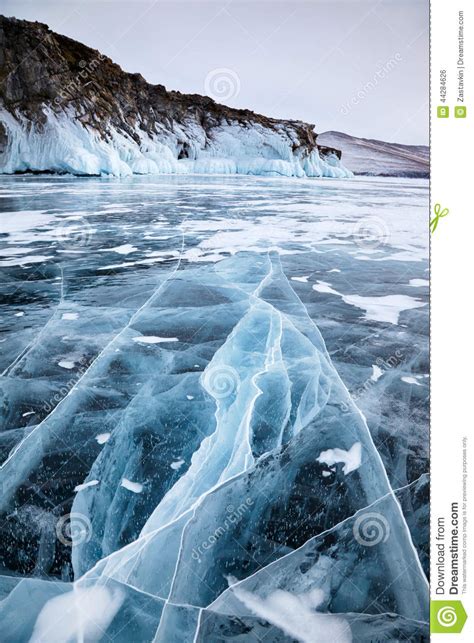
430 203 449 233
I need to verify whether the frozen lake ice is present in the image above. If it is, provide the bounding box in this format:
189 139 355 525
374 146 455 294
0 174 429 641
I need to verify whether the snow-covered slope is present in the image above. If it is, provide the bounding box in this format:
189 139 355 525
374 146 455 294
317 130 429 177
0 17 351 179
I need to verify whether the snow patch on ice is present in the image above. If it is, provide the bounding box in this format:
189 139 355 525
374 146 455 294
317 442 362 475
62 312 79 320
74 479 99 492
401 376 423 386
409 279 429 287
312 281 340 296
170 459 185 471
96 433 111 445
312 281 425 324
121 478 143 493
30 586 124 643
370 365 384 382
58 360 75 369
232 586 351 643
107 244 138 255
132 336 179 344
344 294 425 325
290 276 309 283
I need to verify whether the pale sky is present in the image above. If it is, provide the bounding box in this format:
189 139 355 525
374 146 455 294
0 0 429 144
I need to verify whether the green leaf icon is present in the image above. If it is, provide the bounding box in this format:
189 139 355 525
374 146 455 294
431 600 468 634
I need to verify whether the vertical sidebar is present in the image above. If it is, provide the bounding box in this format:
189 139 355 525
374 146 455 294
431 0 472 638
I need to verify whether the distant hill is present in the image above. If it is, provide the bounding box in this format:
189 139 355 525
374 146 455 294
317 131 429 178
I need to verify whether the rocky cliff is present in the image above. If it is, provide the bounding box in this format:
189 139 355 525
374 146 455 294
0 16 350 178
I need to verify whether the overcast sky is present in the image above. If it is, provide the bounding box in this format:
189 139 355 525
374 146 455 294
1 0 429 144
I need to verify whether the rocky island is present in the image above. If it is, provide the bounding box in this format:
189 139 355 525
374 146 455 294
0 16 350 178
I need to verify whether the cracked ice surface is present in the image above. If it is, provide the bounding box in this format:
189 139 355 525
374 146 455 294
0 175 428 641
